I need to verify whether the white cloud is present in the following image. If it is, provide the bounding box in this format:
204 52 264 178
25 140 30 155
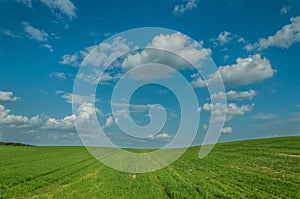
40 0 77 19
274 112 300 125
225 103 254 116
22 21 48 42
50 72 66 79
63 33 210 83
82 37 130 67
55 90 64 95
125 63 175 81
210 90 256 101
122 32 211 80
62 33 210 83
245 16 300 51
59 53 81 67
26 129 36 134
191 75 206 88
15 0 32 8
0 105 36 128
0 91 20 102
253 112 276 120
42 44 54 52
112 102 161 112
280 6 290 15
173 0 198 16
243 44 254 51
211 31 246 47
43 114 75 131
104 116 113 128
0 100 105 134
203 103 254 116
211 31 233 46
148 133 171 140
61 93 99 104
111 103 164 124
202 102 254 122
218 31 232 45
1 29 22 38
224 55 229 61
77 70 117 84
60 37 129 70
221 126 232 133
238 37 246 43
76 102 101 121
36 103 101 131
192 54 275 87
218 54 275 85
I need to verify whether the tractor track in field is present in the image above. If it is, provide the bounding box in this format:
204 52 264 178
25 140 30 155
29 162 104 198
152 172 172 199
28 160 99 191
2 157 95 190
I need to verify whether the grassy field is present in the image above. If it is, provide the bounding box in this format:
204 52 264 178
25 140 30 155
0 136 299 198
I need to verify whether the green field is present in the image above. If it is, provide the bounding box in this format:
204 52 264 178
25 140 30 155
1 136 299 199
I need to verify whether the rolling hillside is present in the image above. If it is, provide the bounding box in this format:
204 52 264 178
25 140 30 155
0 136 299 198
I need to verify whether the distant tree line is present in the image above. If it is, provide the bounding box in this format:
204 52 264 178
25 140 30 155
0 142 34 146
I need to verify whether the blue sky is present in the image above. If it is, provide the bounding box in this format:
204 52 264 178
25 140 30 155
0 0 300 147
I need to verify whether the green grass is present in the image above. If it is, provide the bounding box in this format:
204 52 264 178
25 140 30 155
0 136 299 198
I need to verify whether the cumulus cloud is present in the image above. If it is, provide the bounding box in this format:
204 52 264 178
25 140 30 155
211 31 246 47
245 16 300 51
62 33 210 82
203 103 254 116
0 91 20 102
0 101 102 132
122 32 210 80
83 37 130 67
173 0 198 16
59 52 83 67
43 114 75 131
148 133 171 140
22 21 48 42
104 116 114 128
40 0 77 19
50 72 66 79
192 54 275 87
76 102 101 122
60 37 129 83
211 31 233 46
0 105 38 128
210 90 256 101
218 54 275 85
41 103 101 131
221 126 232 133
202 102 254 122
280 6 290 15
253 112 276 120
60 37 130 68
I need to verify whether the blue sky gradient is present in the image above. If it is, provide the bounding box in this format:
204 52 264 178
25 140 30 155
0 0 300 147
